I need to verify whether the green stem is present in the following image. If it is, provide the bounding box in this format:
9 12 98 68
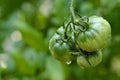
63 0 75 38
70 0 89 32
70 0 76 21
74 21 89 32
72 23 84 55
64 21 72 39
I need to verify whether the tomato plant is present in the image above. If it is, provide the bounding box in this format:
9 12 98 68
49 0 111 69
49 15 111 68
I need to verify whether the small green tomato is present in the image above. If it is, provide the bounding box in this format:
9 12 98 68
77 50 102 69
49 26 74 62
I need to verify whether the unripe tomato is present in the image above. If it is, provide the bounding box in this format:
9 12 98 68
77 50 102 69
88 50 102 67
49 27 73 62
77 55 91 69
76 16 111 52
52 41 72 61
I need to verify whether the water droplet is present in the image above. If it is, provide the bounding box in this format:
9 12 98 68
66 61 71 65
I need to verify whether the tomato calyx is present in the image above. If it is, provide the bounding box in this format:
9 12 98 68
73 16 90 32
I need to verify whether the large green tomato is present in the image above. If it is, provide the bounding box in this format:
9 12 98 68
76 16 111 52
77 50 102 69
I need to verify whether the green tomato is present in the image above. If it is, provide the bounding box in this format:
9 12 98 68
88 50 102 67
76 16 111 52
56 26 78 52
77 50 102 69
52 42 72 61
77 55 91 69
49 27 73 62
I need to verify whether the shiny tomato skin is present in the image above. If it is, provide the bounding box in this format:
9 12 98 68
76 16 111 52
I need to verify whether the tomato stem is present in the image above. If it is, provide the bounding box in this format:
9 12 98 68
70 0 89 32
70 0 76 21
71 23 85 55
64 21 72 39
70 52 80 55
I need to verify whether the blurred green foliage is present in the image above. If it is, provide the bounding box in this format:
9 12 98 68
0 0 120 80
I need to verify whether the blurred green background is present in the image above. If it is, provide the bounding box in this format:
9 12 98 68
0 0 120 80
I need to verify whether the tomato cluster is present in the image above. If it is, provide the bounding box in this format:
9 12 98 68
49 16 111 69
